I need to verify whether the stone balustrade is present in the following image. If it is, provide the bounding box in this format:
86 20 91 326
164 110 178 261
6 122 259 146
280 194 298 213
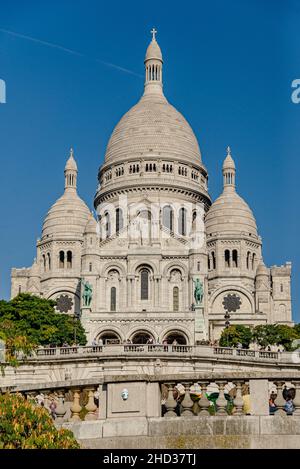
9 377 300 424
161 379 300 417
14 344 298 363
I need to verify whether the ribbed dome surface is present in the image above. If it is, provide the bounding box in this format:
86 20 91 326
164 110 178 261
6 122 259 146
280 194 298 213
104 94 202 164
42 191 90 238
205 190 257 236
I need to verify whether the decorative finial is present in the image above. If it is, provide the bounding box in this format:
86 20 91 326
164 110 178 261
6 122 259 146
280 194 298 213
70 147 74 158
227 146 231 156
150 28 157 41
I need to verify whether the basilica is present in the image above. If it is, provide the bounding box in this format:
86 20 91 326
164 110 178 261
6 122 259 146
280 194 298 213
11 31 292 344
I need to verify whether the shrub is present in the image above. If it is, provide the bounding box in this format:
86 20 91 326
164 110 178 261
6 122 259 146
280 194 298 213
0 393 79 449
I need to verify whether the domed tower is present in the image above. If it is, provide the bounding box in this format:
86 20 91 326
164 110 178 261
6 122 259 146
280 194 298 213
90 30 211 345
12 149 91 316
205 147 265 338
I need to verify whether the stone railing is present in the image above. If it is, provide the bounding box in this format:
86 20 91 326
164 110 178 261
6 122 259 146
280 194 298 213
11 377 300 425
20 384 100 423
20 344 295 363
161 379 300 418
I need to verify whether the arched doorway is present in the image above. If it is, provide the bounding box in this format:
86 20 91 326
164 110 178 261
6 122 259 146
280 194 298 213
97 331 121 345
131 331 154 344
163 331 187 345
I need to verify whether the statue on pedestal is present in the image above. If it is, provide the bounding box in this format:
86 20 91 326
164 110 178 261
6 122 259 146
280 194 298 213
81 279 93 307
193 278 203 305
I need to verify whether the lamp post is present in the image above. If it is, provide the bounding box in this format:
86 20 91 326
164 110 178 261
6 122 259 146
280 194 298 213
222 294 242 348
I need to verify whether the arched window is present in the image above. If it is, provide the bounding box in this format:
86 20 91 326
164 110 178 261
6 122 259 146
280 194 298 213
105 212 111 238
110 287 116 312
197 261 201 271
67 251 72 269
225 250 230 268
116 208 123 234
132 331 153 344
173 286 179 312
141 269 149 300
246 251 251 269
232 250 238 268
164 332 187 345
208 255 211 271
59 251 65 269
89 262 92 272
162 205 174 231
98 331 121 345
252 253 256 270
43 254 46 272
178 207 187 236
47 253 51 270
280 284 284 293
212 251 216 270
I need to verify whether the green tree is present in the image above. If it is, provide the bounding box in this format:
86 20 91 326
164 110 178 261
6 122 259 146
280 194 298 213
252 324 299 351
0 294 87 350
0 393 79 449
219 325 252 348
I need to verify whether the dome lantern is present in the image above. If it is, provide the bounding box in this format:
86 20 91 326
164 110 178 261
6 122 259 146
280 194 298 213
64 147 78 192
144 28 164 97
222 146 236 191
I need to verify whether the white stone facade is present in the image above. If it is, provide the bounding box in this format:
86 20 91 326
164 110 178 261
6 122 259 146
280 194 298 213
11 32 293 344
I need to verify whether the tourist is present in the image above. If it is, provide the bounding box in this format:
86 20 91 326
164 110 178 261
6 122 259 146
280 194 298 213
269 392 277 415
98 338 103 346
49 399 57 419
284 397 295 415
172 339 178 346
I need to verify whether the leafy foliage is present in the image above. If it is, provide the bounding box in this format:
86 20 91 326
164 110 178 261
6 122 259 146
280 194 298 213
0 294 87 359
219 323 300 350
0 393 79 449
219 325 252 348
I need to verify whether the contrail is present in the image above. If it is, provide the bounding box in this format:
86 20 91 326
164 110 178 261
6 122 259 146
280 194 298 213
0 28 143 78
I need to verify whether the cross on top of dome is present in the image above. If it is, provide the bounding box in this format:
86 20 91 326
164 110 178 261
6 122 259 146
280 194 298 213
151 28 157 41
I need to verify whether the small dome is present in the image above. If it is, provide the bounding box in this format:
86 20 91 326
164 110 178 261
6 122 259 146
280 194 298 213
42 191 90 239
65 149 77 171
85 213 97 233
223 153 235 170
256 261 269 276
145 39 162 62
205 190 257 236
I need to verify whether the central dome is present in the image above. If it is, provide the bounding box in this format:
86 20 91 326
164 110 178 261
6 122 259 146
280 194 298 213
104 33 202 166
104 94 202 164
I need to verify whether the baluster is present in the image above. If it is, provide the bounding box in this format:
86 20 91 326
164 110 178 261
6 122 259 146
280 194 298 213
84 388 97 420
70 389 82 421
198 382 210 416
275 381 286 416
55 389 67 422
216 382 228 415
292 381 300 416
164 384 177 417
181 383 194 417
233 382 244 416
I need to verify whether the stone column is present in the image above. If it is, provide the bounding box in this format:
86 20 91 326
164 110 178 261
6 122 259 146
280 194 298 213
198 383 210 416
84 388 97 421
70 389 82 421
216 382 228 415
181 383 194 417
164 384 177 418
233 382 244 416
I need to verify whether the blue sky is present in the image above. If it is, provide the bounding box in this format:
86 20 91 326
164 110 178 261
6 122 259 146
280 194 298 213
0 0 299 320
